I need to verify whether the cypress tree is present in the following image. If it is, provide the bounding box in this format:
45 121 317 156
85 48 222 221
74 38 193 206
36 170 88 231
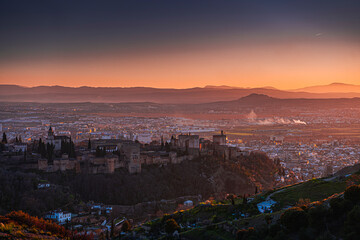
2 132 7 143
88 138 91 150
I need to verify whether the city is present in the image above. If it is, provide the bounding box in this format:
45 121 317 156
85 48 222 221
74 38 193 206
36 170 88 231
1 99 360 238
1 1 360 239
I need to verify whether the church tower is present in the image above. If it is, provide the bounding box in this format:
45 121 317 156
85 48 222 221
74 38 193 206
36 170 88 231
48 126 54 140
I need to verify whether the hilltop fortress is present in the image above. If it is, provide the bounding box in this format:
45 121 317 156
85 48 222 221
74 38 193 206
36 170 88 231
35 128 245 174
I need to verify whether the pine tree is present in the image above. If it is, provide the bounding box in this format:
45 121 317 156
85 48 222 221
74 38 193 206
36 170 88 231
46 143 55 161
38 138 47 158
110 219 114 237
2 132 7 143
68 137 72 156
70 139 76 158
96 146 101 157
88 138 91 150
165 142 170 152
102 147 106 156
38 138 42 153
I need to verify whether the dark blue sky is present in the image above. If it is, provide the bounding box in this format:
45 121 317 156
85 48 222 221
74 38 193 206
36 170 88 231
1 0 359 62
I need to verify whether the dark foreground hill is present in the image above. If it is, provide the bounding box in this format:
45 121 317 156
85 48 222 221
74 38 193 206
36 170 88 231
0 211 90 239
127 166 360 239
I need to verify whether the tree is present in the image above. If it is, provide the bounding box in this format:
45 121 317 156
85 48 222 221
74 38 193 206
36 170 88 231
121 220 132 232
265 215 273 225
38 138 47 158
95 146 102 157
344 185 360 204
88 139 91 150
330 197 353 218
69 138 76 158
161 136 164 149
110 219 115 237
2 132 7 143
165 218 179 235
227 194 235 205
236 227 256 240
46 143 55 161
165 142 170 152
255 186 258 195
243 194 247 205
343 205 360 239
308 204 327 230
280 207 308 231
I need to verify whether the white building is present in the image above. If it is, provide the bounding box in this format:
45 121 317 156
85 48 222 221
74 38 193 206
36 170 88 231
184 200 193 207
45 210 71 223
13 143 27 152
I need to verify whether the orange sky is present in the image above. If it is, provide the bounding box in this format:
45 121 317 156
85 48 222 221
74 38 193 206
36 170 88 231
1 39 359 89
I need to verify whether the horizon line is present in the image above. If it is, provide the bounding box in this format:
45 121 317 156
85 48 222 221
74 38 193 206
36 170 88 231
0 81 357 91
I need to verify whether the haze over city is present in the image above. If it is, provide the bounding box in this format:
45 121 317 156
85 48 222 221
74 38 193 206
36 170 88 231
1 1 360 240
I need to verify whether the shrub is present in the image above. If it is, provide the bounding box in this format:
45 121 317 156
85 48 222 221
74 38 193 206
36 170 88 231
165 218 180 235
236 227 256 240
121 220 132 232
15 230 25 237
343 205 360 239
330 197 353 218
280 207 308 231
268 223 282 237
308 205 328 230
344 185 360 203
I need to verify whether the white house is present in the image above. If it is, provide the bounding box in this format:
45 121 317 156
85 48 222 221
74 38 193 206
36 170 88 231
45 210 71 223
13 143 27 152
184 200 193 207
37 183 51 189
257 199 277 213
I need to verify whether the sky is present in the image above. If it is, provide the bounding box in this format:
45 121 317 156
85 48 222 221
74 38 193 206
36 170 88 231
0 0 359 89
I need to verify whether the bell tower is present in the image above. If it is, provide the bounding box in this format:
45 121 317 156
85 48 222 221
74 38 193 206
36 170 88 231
48 126 54 140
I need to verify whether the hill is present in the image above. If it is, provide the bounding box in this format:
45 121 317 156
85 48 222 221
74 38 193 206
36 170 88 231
2 84 360 104
129 167 360 239
0 211 90 239
45 153 279 206
294 82 360 93
0 153 280 224
3 94 360 119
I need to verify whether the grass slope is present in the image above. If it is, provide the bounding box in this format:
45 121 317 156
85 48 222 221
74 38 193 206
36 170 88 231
271 179 347 207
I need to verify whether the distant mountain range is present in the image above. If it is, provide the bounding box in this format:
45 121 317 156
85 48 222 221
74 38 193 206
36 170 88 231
293 82 360 93
0 83 359 104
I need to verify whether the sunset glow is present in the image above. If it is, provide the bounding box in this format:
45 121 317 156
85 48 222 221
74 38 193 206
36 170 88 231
1 1 359 89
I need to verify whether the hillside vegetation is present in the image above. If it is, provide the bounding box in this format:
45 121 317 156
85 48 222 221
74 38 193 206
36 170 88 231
128 168 360 239
45 153 279 205
0 211 91 239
